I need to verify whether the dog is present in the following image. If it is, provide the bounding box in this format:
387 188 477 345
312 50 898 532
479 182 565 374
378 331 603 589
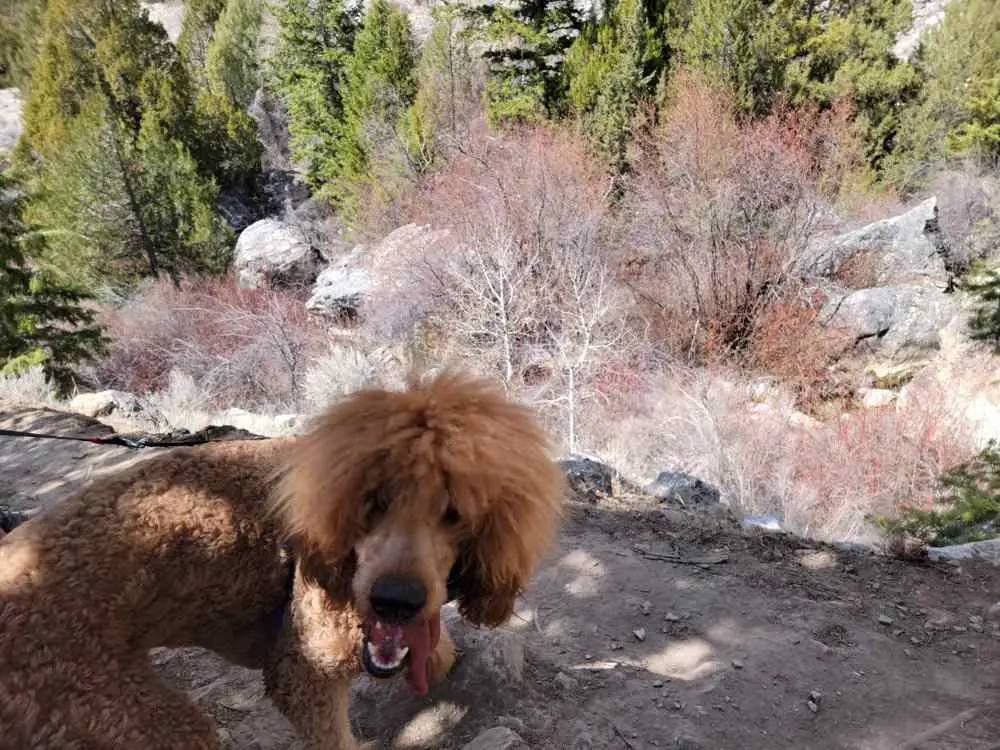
0 371 565 749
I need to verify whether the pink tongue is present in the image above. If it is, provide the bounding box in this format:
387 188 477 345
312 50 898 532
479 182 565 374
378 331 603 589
402 610 440 696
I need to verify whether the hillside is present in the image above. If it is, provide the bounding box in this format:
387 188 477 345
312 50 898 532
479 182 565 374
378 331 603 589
3 404 1000 750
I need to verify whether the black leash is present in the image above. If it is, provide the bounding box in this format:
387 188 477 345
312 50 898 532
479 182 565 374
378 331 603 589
0 427 257 451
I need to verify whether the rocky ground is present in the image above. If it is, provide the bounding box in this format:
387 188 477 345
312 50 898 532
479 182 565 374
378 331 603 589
3 403 1000 750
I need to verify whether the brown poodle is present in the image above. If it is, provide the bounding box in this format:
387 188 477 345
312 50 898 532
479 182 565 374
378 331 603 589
0 371 565 749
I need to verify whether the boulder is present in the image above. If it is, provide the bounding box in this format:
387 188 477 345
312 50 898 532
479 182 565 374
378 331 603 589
860 388 898 409
819 283 959 361
141 1 185 44
306 265 372 321
0 88 23 153
645 471 722 506
800 197 952 288
928 539 1000 565
69 390 166 428
233 218 322 289
461 727 528 750
559 455 624 499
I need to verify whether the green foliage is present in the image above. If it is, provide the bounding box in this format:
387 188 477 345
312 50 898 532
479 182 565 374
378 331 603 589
874 441 1000 547
401 4 480 172
17 0 235 289
885 0 1000 191
676 0 786 117
334 0 418 211
0 0 46 89
463 0 585 125
268 0 360 194
179 0 227 80
960 264 1000 349
564 0 654 173
0 171 106 392
206 0 263 109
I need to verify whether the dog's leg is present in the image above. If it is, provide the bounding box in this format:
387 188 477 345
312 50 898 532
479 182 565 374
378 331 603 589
264 633 370 750
426 622 456 687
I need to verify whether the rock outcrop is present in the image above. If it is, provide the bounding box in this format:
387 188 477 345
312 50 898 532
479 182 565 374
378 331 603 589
233 218 323 289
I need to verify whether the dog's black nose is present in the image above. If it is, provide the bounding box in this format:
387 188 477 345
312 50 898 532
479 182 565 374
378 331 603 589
369 575 427 622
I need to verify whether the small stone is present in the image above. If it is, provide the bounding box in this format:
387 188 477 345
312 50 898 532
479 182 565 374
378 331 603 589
892 628 904 637
877 614 894 626
652 680 664 688
809 690 823 704
460 726 526 750
664 612 681 622
641 600 652 615
633 628 647 642
988 603 1000 622
554 673 578 691
731 660 745 670
807 700 819 713
609 641 624 651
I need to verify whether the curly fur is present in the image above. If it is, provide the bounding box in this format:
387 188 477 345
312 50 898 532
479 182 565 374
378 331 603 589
0 371 565 749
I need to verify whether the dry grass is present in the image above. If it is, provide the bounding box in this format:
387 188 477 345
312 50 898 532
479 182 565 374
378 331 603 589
582 368 976 543
87 275 328 414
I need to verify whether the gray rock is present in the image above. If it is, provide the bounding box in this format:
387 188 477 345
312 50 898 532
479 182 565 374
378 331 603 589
559 454 623 499
217 187 260 233
461 727 527 750
645 471 721 506
800 197 953 288
819 284 959 361
0 88 23 153
141 1 185 44
69 390 166 429
306 265 372 321
892 0 954 60
928 539 1000 565
743 514 784 532
233 219 322 289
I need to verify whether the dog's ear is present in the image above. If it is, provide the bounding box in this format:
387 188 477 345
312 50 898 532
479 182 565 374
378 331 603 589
297 542 357 608
437 381 567 628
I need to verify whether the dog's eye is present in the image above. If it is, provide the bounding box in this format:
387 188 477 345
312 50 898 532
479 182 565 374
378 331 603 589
443 505 461 527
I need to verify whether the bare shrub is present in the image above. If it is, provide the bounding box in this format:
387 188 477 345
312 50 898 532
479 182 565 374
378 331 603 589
0 365 60 406
372 124 635 451
616 68 834 363
583 368 976 544
89 275 327 413
302 343 381 411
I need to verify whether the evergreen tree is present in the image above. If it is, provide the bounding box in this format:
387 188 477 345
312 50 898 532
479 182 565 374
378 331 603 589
179 0 228 83
463 0 585 125
402 4 480 172
18 0 233 288
0 0 46 89
206 0 263 109
676 0 786 117
564 0 652 173
0 172 106 391
886 0 1000 190
268 0 360 195
335 0 418 207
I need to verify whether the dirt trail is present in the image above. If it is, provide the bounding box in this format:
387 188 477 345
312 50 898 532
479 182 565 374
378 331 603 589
3 404 1000 750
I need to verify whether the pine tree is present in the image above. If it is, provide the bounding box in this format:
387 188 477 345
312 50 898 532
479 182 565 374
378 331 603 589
464 0 585 125
676 0 786 117
886 0 1000 190
179 0 228 83
335 0 418 205
18 0 233 289
206 0 263 109
564 0 651 174
0 0 46 89
268 0 360 195
0 172 106 391
402 4 480 172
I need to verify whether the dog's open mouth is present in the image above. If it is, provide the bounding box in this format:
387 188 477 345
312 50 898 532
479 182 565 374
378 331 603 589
361 611 441 695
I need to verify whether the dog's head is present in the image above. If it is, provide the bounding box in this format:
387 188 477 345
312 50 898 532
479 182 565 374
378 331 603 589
274 371 565 693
